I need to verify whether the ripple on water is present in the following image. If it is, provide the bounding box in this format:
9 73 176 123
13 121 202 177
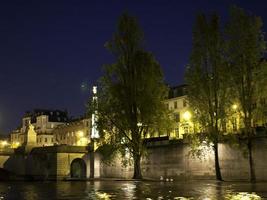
0 181 265 200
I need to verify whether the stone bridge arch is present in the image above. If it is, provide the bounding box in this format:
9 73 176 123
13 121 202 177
70 158 86 178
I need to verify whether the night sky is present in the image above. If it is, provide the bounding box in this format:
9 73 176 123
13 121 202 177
1 0 267 135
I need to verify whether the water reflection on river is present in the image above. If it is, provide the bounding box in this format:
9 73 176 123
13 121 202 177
0 180 266 200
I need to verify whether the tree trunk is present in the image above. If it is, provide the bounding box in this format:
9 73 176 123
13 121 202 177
248 138 256 182
133 154 142 179
214 142 223 181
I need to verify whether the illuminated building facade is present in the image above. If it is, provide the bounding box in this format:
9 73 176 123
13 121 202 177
10 109 68 147
164 85 193 139
53 117 91 146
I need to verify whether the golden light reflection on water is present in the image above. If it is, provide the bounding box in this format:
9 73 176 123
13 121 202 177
0 181 264 199
121 183 137 199
225 192 262 200
95 191 112 199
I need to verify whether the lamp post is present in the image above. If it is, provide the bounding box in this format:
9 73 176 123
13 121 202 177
90 86 99 178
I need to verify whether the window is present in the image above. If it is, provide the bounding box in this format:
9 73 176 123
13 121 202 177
24 119 29 127
45 138 47 143
233 118 237 131
174 113 180 122
174 101 177 109
184 126 189 134
166 103 169 109
183 100 187 107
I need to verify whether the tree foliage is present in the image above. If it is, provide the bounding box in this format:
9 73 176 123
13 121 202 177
186 13 230 180
93 13 172 179
186 6 266 182
225 6 266 181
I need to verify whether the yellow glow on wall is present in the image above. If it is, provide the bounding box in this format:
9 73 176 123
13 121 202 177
11 141 20 148
77 137 88 146
77 131 84 138
1 141 8 146
183 111 192 121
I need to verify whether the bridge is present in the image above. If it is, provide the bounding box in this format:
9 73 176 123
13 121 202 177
0 145 100 180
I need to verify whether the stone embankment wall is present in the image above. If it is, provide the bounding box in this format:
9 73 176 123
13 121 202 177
100 137 267 181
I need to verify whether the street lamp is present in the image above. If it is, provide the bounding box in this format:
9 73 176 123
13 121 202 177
232 104 238 110
183 111 192 121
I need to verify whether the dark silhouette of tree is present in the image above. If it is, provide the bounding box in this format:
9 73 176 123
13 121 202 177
186 13 230 181
225 6 266 182
94 13 171 179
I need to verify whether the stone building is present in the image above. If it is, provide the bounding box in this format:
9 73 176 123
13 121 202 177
159 84 245 139
53 117 91 146
10 109 68 147
163 84 193 139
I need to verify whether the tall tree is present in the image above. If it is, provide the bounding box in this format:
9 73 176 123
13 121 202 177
225 6 266 181
186 13 230 181
94 13 170 179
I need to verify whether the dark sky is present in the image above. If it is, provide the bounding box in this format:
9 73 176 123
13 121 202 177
0 0 267 135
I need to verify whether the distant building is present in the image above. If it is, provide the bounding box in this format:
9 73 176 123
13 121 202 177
53 117 91 146
165 84 193 139
10 109 68 147
0 135 10 149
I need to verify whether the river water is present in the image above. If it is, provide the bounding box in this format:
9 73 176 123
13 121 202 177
0 180 266 200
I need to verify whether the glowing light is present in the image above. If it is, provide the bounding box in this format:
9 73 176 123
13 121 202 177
183 111 192 121
95 192 112 199
77 131 84 138
1 141 7 146
225 192 261 200
93 86 97 94
91 85 99 139
11 142 20 148
232 104 238 110
77 137 88 146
